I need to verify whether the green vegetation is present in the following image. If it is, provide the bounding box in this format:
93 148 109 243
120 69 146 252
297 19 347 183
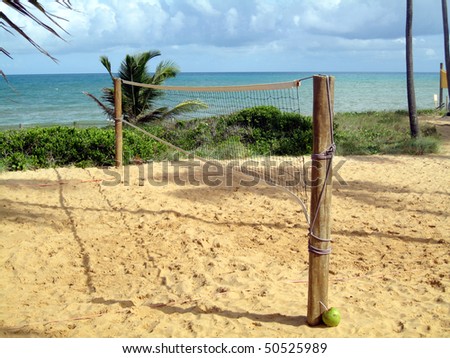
0 107 441 172
334 109 440 155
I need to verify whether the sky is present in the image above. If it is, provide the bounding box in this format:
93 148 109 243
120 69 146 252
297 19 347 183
0 0 447 74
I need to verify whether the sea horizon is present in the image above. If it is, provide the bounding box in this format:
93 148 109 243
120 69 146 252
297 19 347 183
3 70 439 76
0 71 444 129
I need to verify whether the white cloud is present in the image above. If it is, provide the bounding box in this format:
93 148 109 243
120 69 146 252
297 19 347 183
426 48 437 57
169 11 185 32
310 0 342 11
186 0 220 16
250 2 279 33
225 8 239 36
0 0 446 73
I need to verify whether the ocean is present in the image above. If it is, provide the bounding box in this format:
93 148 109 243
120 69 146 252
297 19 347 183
0 72 442 129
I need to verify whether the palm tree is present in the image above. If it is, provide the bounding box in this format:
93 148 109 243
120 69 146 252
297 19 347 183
406 0 419 138
85 51 206 123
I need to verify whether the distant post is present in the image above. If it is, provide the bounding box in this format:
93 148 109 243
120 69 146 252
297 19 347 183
307 75 335 326
114 77 123 168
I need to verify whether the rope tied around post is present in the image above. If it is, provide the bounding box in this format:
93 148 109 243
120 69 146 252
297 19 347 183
308 76 335 256
310 143 336 161
308 143 335 255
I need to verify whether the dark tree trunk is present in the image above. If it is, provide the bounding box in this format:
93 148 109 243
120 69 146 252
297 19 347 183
406 0 419 138
442 0 450 113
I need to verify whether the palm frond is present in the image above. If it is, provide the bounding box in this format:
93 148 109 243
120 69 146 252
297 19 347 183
136 50 160 73
0 69 16 91
3 0 68 39
152 60 179 84
0 69 8 82
100 56 114 80
0 10 58 62
134 107 168 123
27 0 70 35
83 91 114 119
0 47 12 59
160 100 208 120
1 0 73 63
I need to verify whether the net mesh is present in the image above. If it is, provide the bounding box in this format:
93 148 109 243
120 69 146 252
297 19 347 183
121 79 303 120
119 77 313 221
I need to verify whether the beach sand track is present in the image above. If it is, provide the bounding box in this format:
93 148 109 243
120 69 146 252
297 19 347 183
0 118 449 337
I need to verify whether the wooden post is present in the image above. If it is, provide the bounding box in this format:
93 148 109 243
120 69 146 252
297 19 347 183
114 77 123 168
307 75 335 326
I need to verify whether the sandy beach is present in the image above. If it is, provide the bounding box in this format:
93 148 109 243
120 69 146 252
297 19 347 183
0 118 449 338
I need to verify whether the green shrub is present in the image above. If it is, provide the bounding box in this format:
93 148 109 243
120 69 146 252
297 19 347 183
0 159 7 173
227 106 282 130
334 111 441 155
384 136 440 155
5 152 39 171
421 124 439 137
224 106 313 156
196 136 252 159
152 106 312 158
0 126 142 171
1 108 439 172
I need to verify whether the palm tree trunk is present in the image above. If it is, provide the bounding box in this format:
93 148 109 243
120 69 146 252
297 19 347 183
406 0 419 138
442 0 450 113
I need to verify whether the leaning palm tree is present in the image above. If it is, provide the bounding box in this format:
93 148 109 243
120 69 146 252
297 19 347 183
85 51 206 123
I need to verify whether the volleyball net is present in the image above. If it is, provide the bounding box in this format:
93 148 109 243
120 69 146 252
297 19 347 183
114 76 320 219
120 78 306 120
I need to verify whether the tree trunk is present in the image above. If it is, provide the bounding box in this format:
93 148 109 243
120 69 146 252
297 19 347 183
406 0 419 138
442 0 450 113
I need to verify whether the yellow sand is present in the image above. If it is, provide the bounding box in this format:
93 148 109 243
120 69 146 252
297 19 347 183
0 118 449 338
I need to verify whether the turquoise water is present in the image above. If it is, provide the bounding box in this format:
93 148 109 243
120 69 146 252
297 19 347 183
0 72 441 128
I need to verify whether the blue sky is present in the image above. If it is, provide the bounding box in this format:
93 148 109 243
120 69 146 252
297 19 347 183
0 0 447 74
